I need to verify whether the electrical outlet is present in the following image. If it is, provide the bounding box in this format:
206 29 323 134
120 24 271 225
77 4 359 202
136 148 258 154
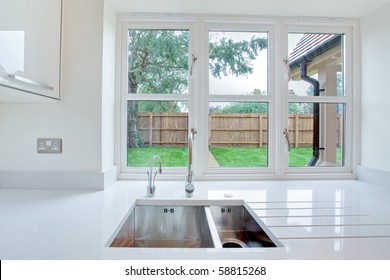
37 138 62 154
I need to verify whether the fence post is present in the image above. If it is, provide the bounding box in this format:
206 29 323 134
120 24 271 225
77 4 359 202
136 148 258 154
258 114 263 147
149 113 153 147
295 114 299 148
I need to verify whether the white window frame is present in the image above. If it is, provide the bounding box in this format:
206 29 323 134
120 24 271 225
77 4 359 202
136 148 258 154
117 15 198 179
116 15 360 181
278 20 360 179
197 19 278 180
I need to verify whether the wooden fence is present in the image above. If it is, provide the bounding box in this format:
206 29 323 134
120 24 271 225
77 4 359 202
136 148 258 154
138 112 342 147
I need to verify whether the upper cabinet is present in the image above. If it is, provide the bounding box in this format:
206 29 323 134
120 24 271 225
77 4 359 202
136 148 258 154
0 0 62 102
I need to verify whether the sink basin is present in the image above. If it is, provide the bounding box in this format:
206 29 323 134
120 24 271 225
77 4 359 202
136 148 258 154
209 205 277 248
107 199 282 249
109 205 214 248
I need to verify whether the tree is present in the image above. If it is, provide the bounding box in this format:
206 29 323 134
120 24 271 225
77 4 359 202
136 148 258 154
127 30 268 148
218 102 268 113
209 36 268 78
128 30 189 95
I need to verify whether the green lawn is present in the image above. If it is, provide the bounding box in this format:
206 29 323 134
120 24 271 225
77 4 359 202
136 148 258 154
209 147 268 167
127 146 187 167
127 146 342 167
288 147 313 167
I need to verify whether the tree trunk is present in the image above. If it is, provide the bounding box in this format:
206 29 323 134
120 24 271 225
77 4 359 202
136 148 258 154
127 78 142 148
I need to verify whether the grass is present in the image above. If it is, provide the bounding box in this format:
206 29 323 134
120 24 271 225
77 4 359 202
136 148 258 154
288 147 313 167
127 146 342 167
127 146 187 167
209 147 268 167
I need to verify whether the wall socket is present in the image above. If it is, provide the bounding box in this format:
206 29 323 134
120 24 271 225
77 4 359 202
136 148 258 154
37 138 62 154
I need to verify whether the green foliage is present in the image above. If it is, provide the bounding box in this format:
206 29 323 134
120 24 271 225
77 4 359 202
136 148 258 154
137 101 181 113
209 36 268 78
128 30 268 94
288 103 305 114
218 102 268 113
128 30 189 94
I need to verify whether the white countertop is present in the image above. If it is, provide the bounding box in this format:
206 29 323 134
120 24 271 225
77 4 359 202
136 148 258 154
1 179 390 259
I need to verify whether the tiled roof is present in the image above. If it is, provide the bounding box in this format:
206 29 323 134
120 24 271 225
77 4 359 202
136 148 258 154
289 33 341 69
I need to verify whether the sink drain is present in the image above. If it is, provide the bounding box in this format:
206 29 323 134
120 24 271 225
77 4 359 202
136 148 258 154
221 238 247 248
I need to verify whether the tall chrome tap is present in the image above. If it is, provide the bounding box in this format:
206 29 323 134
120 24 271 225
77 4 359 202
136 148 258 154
146 154 162 197
185 128 197 197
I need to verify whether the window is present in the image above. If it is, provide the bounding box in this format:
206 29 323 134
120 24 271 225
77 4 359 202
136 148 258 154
208 101 269 168
123 28 191 170
287 32 346 168
284 28 355 176
118 16 358 179
207 30 270 169
287 102 345 167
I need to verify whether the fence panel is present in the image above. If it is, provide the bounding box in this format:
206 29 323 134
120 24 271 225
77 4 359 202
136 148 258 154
138 113 188 146
209 113 268 147
137 112 341 147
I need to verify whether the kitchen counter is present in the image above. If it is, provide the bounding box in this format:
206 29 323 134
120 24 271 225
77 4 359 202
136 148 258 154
1 179 390 259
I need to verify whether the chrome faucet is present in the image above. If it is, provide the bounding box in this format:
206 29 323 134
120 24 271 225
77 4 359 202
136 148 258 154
146 155 162 197
185 128 197 197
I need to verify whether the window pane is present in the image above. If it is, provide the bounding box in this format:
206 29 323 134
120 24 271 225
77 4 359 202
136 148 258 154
288 33 344 97
209 31 268 95
127 101 188 167
209 102 268 167
288 103 345 167
128 29 189 94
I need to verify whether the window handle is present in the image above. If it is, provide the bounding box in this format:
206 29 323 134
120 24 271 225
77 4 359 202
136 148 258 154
283 128 291 152
283 57 291 81
189 54 197 76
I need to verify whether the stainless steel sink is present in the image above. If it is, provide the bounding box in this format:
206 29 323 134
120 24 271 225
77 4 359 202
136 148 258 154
108 199 282 249
109 205 214 248
209 205 278 248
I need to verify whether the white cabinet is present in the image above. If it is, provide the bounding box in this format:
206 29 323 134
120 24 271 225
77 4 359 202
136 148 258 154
0 0 62 101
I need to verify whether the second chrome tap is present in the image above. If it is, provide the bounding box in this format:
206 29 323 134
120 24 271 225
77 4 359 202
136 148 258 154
185 128 197 197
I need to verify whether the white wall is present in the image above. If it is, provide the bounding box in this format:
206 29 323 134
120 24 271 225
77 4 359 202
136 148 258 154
361 1 390 173
109 0 390 18
0 0 111 177
102 1 116 172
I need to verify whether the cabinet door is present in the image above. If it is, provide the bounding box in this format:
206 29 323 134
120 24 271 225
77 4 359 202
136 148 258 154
0 0 62 101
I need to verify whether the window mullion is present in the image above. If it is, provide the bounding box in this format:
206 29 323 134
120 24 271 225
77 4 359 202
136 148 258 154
287 96 348 104
125 94 189 101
